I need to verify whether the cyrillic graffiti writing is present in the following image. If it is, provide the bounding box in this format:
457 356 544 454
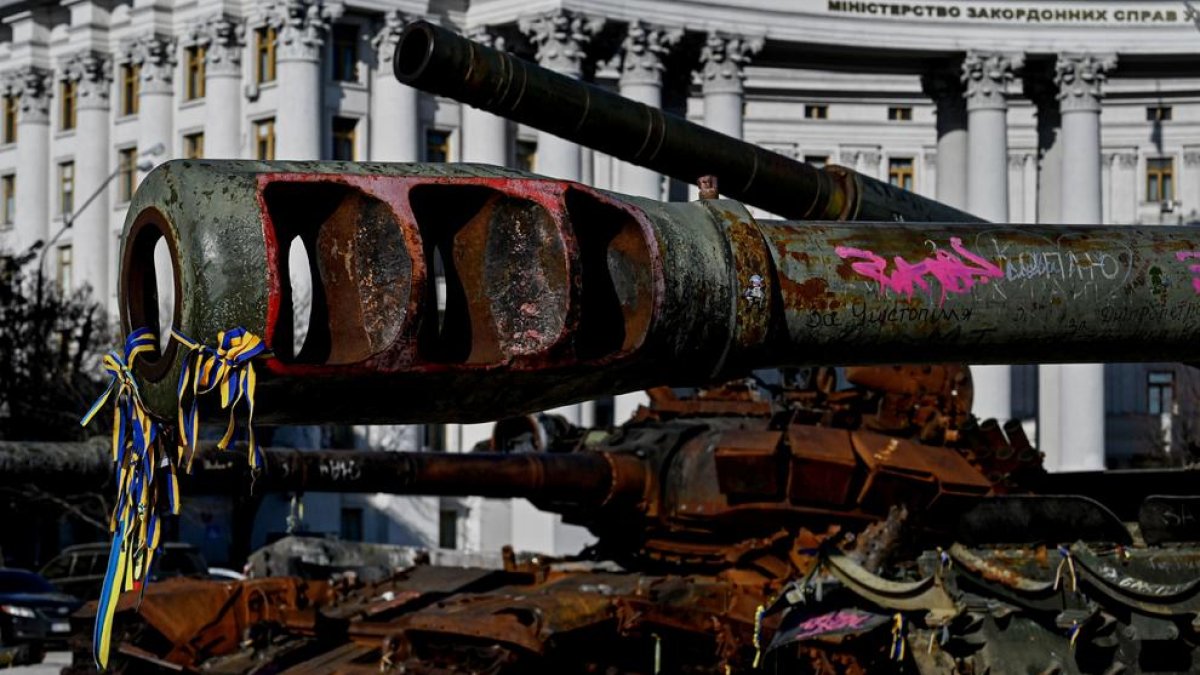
828 1 1183 23
835 237 1003 305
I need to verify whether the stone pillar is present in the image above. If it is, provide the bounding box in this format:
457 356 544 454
1027 74 1063 224
1111 151 1137 224
1184 149 1200 220
460 27 509 166
962 50 1021 423
698 32 762 140
1102 153 1114 224
1022 154 1037 224
60 50 111 299
370 10 420 162
1008 153 1026 222
4 67 51 254
919 150 938 199
1049 52 1116 473
921 67 968 210
519 10 603 181
617 21 680 198
188 16 243 159
270 0 329 160
125 35 175 177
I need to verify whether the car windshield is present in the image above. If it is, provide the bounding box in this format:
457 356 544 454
0 570 56 594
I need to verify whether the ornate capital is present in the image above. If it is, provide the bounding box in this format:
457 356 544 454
466 25 505 51
698 32 763 95
185 16 245 77
2 66 52 124
1184 149 1200 167
1055 52 1117 113
265 0 335 62
619 21 681 87
60 50 112 111
961 50 1023 111
1008 153 1028 169
860 150 881 167
1115 151 1137 169
519 10 604 76
923 151 938 167
371 9 411 65
122 35 177 94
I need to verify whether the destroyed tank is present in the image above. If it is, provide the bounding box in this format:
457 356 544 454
58 22 1200 674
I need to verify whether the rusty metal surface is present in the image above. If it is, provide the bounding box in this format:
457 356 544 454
121 161 1200 426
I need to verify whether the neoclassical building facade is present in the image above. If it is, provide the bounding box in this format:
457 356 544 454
0 0 1198 559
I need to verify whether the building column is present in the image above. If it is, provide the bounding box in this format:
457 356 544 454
698 32 762 140
921 66 968 210
519 10 603 181
6 67 51 254
1184 148 1200 220
60 50 111 299
1028 73 1063 224
127 35 175 176
1111 151 1137 224
962 51 1021 423
190 16 243 159
1007 153 1026 222
1050 52 1116 472
271 0 329 160
617 21 679 198
460 26 509 166
370 10 420 162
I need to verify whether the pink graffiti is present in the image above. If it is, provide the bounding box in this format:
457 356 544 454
792 610 875 640
1175 251 1200 294
835 237 1004 306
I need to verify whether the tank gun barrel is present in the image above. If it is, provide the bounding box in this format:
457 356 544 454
122 161 1200 424
0 440 650 508
392 20 982 224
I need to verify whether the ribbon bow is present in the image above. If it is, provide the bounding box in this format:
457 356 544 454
173 327 268 472
80 329 180 669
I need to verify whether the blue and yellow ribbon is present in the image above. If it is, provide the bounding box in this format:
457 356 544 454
171 327 268 472
80 329 179 669
890 613 907 661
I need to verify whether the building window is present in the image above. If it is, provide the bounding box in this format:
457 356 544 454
254 118 275 160
1148 371 1175 415
332 117 357 160
515 140 536 172
120 64 140 116
1147 106 1173 122
805 104 828 120
56 244 72 290
888 157 915 191
186 46 206 100
184 132 204 159
438 508 457 549
3 95 16 144
255 26 277 84
1 174 14 226
888 106 913 121
60 80 77 130
58 161 74 216
804 155 829 168
332 24 359 82
117 147 137 203
1147 157 1174 203
340 507 363 542
425 129 450 162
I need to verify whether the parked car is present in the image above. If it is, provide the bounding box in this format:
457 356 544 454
206 567 246 582
39 542 210 600
0 568 82 665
